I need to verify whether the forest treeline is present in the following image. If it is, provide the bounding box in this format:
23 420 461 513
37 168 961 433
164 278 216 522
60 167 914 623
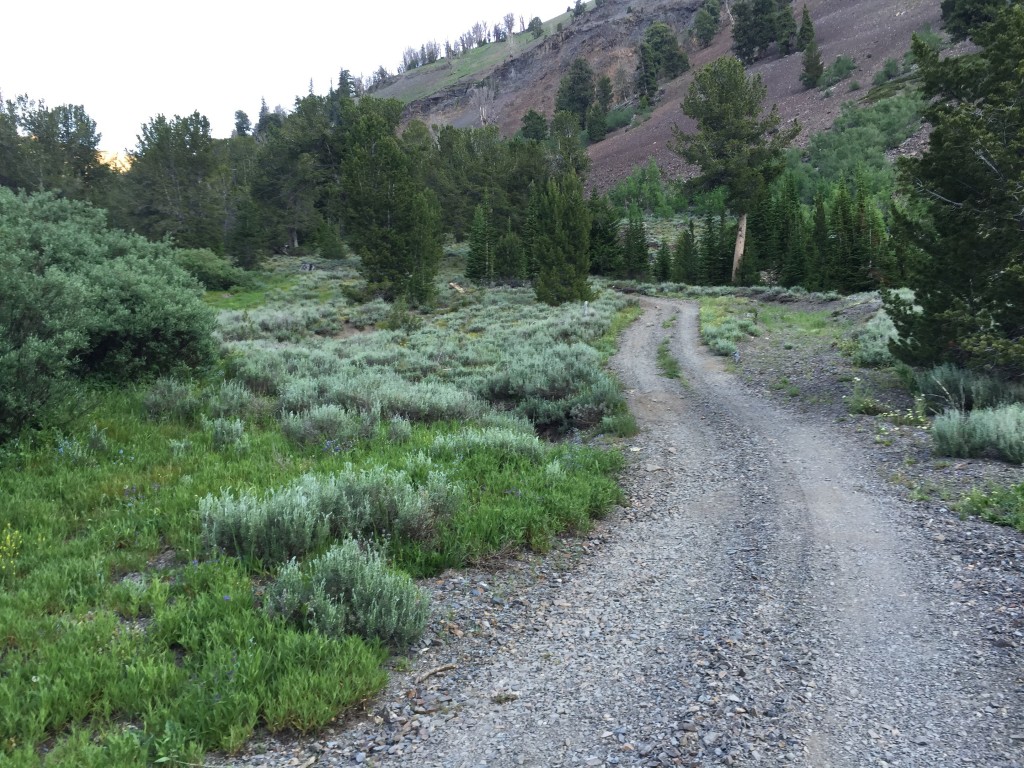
1 0 1021 399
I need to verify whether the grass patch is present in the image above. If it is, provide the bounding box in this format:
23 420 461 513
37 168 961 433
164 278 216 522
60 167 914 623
656 338 682 380
698 297 760 356
958 483 1024 531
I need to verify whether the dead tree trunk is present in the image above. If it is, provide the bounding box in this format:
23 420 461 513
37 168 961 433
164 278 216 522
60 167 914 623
731 211 747 283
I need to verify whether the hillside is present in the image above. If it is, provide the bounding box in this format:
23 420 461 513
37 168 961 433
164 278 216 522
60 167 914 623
377 0 943 191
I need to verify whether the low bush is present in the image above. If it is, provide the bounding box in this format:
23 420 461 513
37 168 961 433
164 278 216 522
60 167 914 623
280 404 378 449
265 539 429 648
207 379 260 419
932 404 1024 464
144 377 202 422
430 426 548 463
958 483 1024 531
916 364 1024 413
820 55 857 88
850 309 896 367
201 466 462 563
175 248 250 290
203 416 248 451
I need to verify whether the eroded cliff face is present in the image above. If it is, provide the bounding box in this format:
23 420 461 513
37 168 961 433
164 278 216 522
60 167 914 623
386 0 703 136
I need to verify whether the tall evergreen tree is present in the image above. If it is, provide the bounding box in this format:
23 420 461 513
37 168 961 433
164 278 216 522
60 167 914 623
796 4 815 51
587 192 624 276
621 204 649 280
671 57 799 283
654 240 673 282
672 221 699 284
533 174 593 305
886 5 1024 376
466 196 495 282
555 58 596 128
801 37 824 89
940 0 1008 41
776 3 798 55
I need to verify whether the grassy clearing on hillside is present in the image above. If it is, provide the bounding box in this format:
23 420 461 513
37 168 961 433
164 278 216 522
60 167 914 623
0 263 634 767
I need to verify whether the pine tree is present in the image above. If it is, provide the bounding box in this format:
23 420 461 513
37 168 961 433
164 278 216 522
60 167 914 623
796 4 815 51
671 56 799 282
801 37 824 89
776 3 798 55
533 174 593 305
495 219 527 280
555 58 596 128
621 204 649 280
672 221 699 284
466 199 494 282
888 6 1024 376
587 192 624 276
654 241 673 282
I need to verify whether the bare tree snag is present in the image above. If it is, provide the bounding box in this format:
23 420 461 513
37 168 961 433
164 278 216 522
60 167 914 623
732 211 747 283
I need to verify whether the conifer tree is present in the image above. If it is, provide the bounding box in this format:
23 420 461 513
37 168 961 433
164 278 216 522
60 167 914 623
654 241 673 282
495 219 527 280
672 57 799 283
621 204 649 280
672 221 700 284
533 174 593 305
887 5 1024 376
796 4 815 51
776 3 798 55
801 37 824 89
466 197 494 282
587 192 624 276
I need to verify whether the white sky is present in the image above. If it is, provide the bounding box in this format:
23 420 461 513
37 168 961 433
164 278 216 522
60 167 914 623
2 0 571 153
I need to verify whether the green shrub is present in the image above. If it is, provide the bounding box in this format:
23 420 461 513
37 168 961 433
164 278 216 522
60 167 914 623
605 106 635 132
850 310 896 366
201 466 461 563
386 415 413 443
958 483 1024 530
203 416 247 451
820 55 857 88
265 539 429 648
175 248 250 290
0 189 215 440
916 364 1024 413
144 377 202 422
430 427 548 462
207 379 260 419
932 404 1024 463
873 57 902 85
280 404 378 449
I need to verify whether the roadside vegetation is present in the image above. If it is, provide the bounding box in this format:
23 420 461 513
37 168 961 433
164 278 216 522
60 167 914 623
0 247 634 765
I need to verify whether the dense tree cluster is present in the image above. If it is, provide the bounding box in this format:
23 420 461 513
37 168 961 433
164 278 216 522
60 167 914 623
636 22 690 103
732 0 799 63
885 3 1024 378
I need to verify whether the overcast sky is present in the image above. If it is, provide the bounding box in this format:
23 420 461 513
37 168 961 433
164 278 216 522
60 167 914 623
2 0 570 153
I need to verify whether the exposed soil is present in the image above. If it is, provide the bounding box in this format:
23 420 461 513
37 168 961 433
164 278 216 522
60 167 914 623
213 297 1023 767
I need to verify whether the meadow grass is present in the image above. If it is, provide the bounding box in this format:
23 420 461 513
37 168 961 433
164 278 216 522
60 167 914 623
0 274 632 766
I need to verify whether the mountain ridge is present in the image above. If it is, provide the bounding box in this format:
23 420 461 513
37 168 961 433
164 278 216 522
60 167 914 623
375 0 943 192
